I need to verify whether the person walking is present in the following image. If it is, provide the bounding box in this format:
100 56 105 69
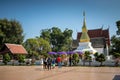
47 57 52 70
52 58 56 69
40 57 44 70
43 57 47 69
57 56 62 68
69 56 72 66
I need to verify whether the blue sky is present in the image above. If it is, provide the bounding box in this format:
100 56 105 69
0 0 120 41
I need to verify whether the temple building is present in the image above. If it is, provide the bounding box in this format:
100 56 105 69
74 12 97 54
73 13 110 56
77 27 110 55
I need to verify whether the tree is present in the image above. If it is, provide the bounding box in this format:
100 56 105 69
0 18 24 49
24 38 39 65
50 27 64 51
40 27 73 52
110 20 120 66
18 54 25 65
94 52 99 57
72 53 79 65
95 53 106 66
113 52 120 66
110 21 120 52
23 38 39 59
116 20 120 35
23 38 51 59
37 37 51 57
110 35 120 54
63 28 73 51
83 51 91 66
88 56 92 66
40 29 51 42
3 53 11 65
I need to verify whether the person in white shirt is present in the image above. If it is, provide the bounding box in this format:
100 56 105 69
40 57 44 70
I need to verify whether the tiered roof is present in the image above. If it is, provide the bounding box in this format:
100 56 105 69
77 28 110 46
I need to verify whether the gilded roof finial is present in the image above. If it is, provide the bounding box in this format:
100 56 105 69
80 11 90 42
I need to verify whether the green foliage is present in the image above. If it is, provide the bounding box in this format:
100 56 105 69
3 53 11 65
37 37 51 56
0 54 2 60
84 51 90 59
40 27 73 52
18 54 25 64
109 21 120 66
50 27 64 51
40 29 51 42
112 52 120 66
113 52 120 58
72 53 79 65
110 21 120 57
88 56 92 61
116 20 120 35
95 53 106 66
0 18 24 49
83 51 92 66
110 35 120 54
23 38 39 58
23 37 51 58
94 52 99 57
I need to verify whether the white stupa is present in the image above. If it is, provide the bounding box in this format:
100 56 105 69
74 12 97 54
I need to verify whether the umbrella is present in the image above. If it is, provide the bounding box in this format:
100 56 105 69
48 52 57 55
57 51 67 54
67 51 74 54
76 51 83 54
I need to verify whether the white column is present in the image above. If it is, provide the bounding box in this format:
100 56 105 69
106 44 109 56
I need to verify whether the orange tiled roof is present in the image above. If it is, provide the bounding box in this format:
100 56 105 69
0 43 27 54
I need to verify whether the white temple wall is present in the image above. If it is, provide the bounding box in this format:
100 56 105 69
94 48 104 54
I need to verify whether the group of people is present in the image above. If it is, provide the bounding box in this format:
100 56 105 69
40 56 62 70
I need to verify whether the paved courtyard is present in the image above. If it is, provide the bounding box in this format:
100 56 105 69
0 66 120 80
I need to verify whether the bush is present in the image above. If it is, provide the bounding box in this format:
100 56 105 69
95 53 106 66
3 53 11 65
72 53 79 65
18 54 25 65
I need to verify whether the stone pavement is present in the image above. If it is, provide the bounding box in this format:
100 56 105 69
0 66 120 80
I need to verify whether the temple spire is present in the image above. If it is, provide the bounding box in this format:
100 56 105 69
80 12 90 42
83 11 87 32
83 11 85 16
